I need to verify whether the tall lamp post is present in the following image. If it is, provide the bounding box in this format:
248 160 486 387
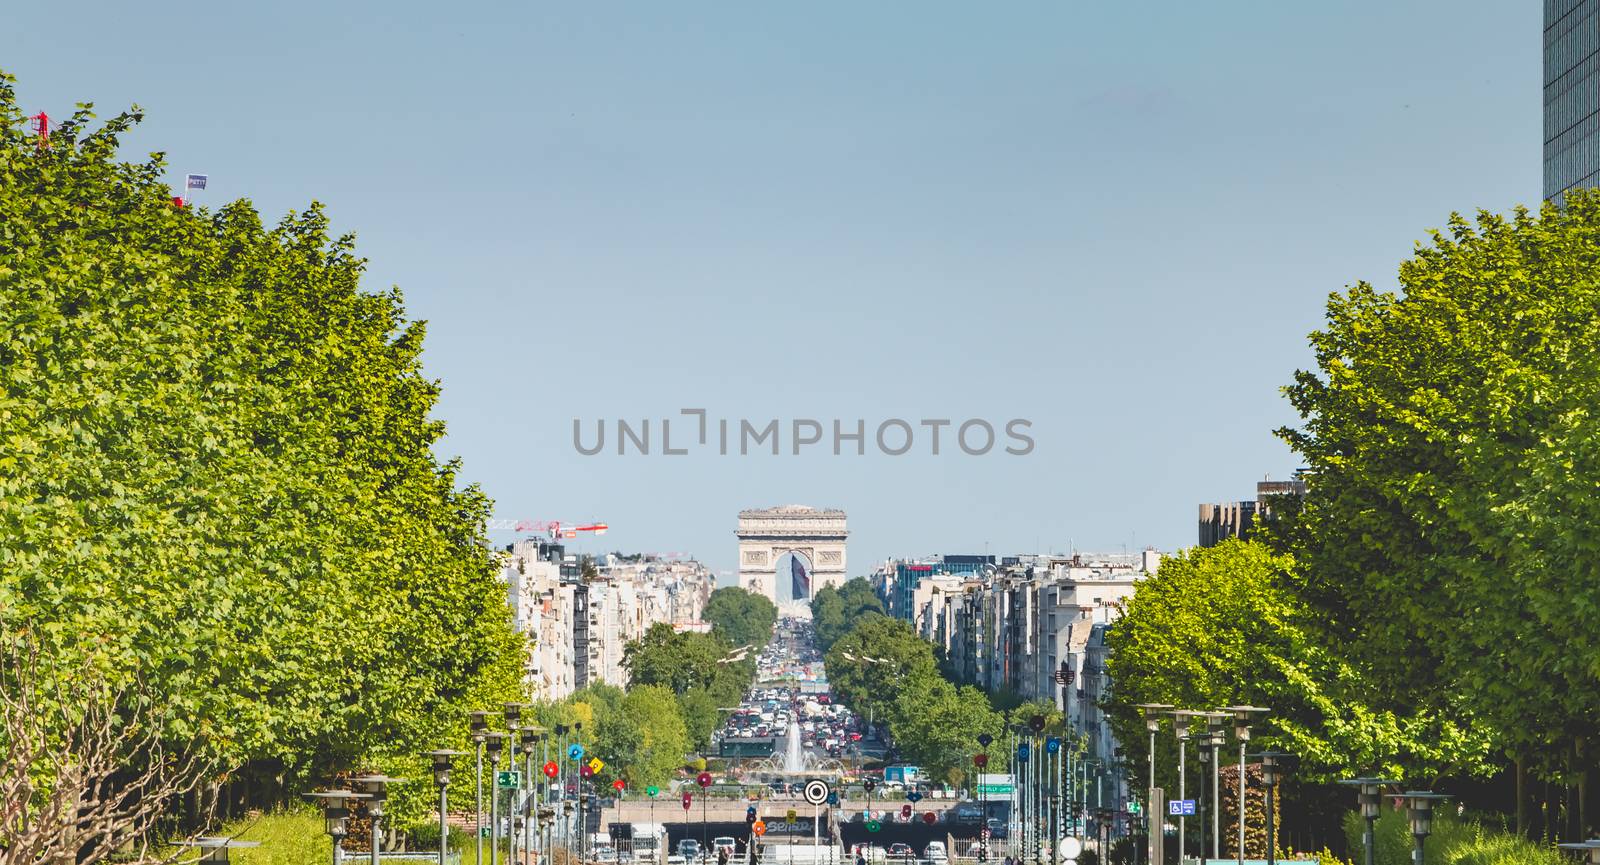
470 711 493 865
520 725 543 865
1249 753 1291 865
1196 732 1213 864
1134 705 1171 865
304 790 371 865
1337 778 1397 865
1203 715 1230 863
1398 792 1450 865
1220 707 1268 865
1167 711 1203 865
427 751 467 865
485 732 509 865
353 775 407 865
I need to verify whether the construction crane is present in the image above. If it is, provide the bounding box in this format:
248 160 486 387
483 519 608 539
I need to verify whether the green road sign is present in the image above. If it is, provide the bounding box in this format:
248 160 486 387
497 770 522 788
976 784 1014 795
479 827 491 839
865 820 882 833
1128 801 1142 815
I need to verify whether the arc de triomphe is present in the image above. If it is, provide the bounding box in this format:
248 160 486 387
735 505 848 606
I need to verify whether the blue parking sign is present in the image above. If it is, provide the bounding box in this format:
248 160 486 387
1168 799 1196 816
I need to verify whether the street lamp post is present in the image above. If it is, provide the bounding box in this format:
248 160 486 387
1134 705 1171 865
1203 715 1230 863
304 790 371 865
354 775 406 865
1336 778 1396 865
1168 711 1201 865
521 725 543 865
1249 753 1291 865
485 733 509 865
427 751 467 865
1221 708 1268 865
1399 792 1451 865
1197 733 1212 864
471 711 493 865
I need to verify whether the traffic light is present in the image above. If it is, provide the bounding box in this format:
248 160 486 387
746 806 757 825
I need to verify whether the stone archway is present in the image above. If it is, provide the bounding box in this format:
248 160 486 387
734 505 848 610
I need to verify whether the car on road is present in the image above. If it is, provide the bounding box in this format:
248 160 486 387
712 838 737 859
923 842 947 863
887 844 914 862
677 840 701 861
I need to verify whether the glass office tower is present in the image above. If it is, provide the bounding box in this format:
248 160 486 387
1547 0 1600 199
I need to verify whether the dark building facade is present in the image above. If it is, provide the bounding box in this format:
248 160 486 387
1197 475 1308 547
1547 0 1600 199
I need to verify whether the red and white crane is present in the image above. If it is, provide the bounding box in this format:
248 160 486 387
484 518 608 539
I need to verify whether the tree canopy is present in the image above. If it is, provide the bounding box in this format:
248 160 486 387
1102 540 1490 785
623 622 754 747
1278 199 1600 782
0 78 523 813
811 578 884 651
702 587 778 651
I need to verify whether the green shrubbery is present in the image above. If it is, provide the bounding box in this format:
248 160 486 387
1343 806 1561 865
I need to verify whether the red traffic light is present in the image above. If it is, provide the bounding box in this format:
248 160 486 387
682 792 693 810
543 761 559 778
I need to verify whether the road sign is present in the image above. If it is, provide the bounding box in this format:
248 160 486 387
1168 800 1196 816
588 757 606 774
497 771 522 788
1030 715 1046 733
1017 744 1031 762
480 827 492 839
613 779 626 792
1060 838 1083 860
977 734 994 747
922 812 937 825
681 793 693 811
646 786 660 798
786 809 797 822
567 744 585 761
542 761 559 778
579 764 594 778
752 821 767 837
865 820 881 833
900 804 912 818
803 779 830 805
1127 801 1140 815
906 792 923 803
862 779 877 794
974 754 989 768
975 783 1013 795
1045 737 1061 755
697 771 713 788
826 792 840 806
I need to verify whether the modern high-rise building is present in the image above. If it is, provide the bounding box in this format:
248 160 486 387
1545 0 1600 199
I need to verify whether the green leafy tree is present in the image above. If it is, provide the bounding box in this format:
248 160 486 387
0 77 523 816
825 616 941 733
703 587 778 651
811 578 884 651
1277 200 1600 788
1102 540 1489 785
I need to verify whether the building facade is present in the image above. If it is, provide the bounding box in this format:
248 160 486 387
1547 0 1600 200
1197 474 1308 547
500 541 716 701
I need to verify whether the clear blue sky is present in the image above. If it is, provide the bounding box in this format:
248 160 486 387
6 2 1537 579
